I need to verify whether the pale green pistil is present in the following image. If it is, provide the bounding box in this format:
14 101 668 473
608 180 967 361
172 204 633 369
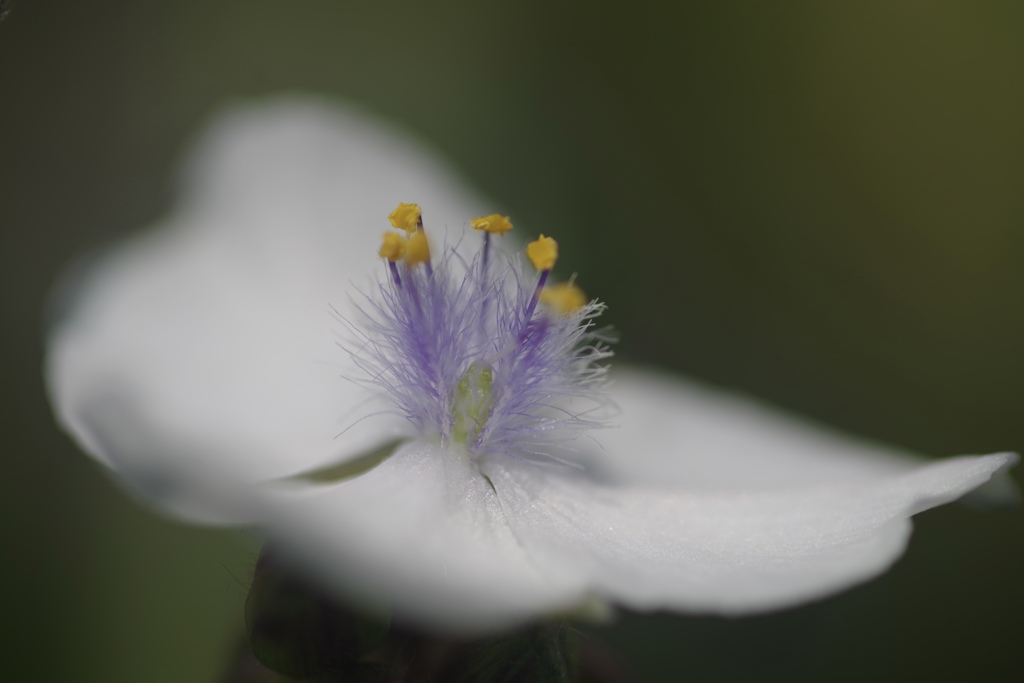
451 362 494 445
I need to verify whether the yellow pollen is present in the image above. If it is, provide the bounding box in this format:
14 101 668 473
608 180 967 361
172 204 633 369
470 213 514 235
404 229 431 266
526 235 558 271
539 282 588 315
388 202 422 233
378 232 407 262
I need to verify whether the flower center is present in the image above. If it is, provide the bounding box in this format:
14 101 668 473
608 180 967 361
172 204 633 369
451 361 494 445
352 203 612 457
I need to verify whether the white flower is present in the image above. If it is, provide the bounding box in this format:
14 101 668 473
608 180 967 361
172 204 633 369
46 98 1017 634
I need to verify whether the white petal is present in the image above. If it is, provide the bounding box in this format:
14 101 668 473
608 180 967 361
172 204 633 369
46 98 489 522
261 439 589 633
593 367 923 490
485 451 1016 616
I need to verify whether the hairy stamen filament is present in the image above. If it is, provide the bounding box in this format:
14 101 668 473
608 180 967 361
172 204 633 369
520 268 550 340
363 206 608 457
388 261 402 287
481 231 492 277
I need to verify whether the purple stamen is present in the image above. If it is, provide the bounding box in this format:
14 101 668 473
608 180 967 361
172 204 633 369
347 230 611 459
519 269 550 339
481 231 492 277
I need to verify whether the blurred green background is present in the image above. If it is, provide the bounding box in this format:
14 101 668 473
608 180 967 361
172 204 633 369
2 1 1023 680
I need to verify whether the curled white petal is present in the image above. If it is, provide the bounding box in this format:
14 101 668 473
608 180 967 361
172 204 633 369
262 439 589 633
46 98 488 522
484 448 1015 617
594 368 919 490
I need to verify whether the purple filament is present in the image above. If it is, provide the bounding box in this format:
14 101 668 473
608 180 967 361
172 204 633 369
345 235 612 457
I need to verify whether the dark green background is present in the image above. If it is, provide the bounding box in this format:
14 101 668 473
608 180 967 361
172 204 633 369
2 1 1022 680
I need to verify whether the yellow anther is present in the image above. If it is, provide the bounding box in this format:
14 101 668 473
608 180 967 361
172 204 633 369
539 282 588 315
378 232 407 262
404 229 431 266
471 213 514 235
526 235 558 271
388 202 422 233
